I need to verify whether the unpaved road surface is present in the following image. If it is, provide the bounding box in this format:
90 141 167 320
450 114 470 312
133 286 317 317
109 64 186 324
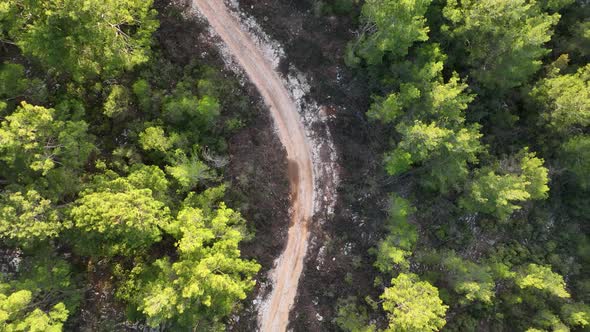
192 1 315 331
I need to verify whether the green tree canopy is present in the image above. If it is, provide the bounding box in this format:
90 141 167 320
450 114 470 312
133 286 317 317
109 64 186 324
561 303 590 328
461 171 530 220
0 102 94 178
139 126 176 153
117 203 260 328
4 0 159 80
0 190 66 246
529 310 569 332
531 64 590 133
0 63 28 99
0 289 68 332
373 195 417 272
381 273 448 332
439 251 495 304
347 0 432 66
385 121 483 193
538 0 575 11
166 150 216 191
443 0 560 92
132 79 153 112
516 264 570 298
461 150 549 220
560 135 590 190
0 252 78 332
69 170 171 256
161 78 221 131
0 62 47 106
369 72 473 129
103 85 130 118
334 297 377 332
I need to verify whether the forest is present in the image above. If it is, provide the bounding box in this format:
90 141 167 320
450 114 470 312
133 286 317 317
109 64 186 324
0 0 589 331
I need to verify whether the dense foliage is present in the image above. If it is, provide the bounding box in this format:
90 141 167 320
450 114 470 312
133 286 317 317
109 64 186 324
336 0 590 331
0 0 260 330
2 0 589 330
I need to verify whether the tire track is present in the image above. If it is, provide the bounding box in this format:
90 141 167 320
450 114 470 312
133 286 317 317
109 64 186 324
191 1 315 331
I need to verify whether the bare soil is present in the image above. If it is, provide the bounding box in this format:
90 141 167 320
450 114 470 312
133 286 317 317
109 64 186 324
191 1 316 331
232 1 396 331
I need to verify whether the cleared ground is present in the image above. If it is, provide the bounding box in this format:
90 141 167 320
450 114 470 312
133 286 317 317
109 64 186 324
192 1 315 331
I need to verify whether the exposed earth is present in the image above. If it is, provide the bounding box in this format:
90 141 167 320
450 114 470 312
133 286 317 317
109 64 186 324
191 1 317 331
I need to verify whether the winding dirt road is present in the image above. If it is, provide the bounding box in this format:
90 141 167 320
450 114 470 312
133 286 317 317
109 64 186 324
192 1 315 331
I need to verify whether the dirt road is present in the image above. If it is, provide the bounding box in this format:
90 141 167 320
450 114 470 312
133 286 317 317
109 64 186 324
191 1 315 331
